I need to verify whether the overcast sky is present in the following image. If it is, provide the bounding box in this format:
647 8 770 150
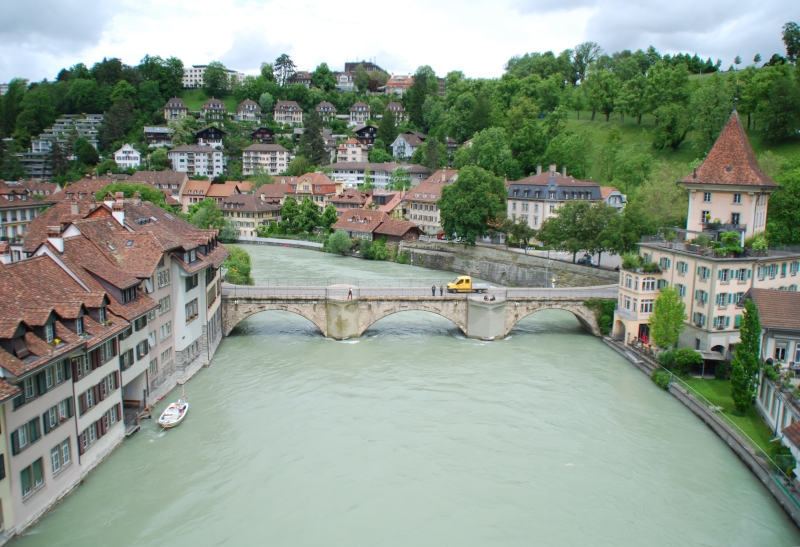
0 0 792 83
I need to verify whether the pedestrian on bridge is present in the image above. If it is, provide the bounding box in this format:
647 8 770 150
347 288 353 300
431 284 436 296
439 285 443 296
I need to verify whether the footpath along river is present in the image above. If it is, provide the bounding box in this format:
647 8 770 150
14 246 800 546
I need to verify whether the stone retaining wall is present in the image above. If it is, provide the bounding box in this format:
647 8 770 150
399 242 619 288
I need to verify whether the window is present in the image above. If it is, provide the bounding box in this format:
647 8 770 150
640 300 654 314
185 274 199 292
136 340 149 360
157 269 171 287
160 321 172 341
121 287 137 304
119 326 132 341
134 315 148 331
703 192 711 202
624 296 631 310
676 284 686 298
775 345 787 361
185 299 199 322
183 249 197 264
697 266 710 280
11 418 41 455
76 317 83 335
149 358 158 375
701 210 710 223
160 347 172 365
733 193 741 204
676 261 688 275
641 277 656 291
120 348 134 370
20 458 44 499
658 257 671 270
692 312 707 327
719 269 729 282
45 323 54 343
159 295 171 314
24 377 35 399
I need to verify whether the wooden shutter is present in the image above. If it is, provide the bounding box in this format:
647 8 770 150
10 431 19 456
91 349 100 369
97 418 106 437
114 371 120 390
37 372 47 395
72 359 79 380
112 338 118 357
42 412 51 434
64 360 72 380
94 384 102 403
67 396 75 418
117 403 122 419
78 434 85 455
79 393 87 415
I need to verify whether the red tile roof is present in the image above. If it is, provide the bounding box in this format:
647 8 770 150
742 289 800 330
332 209 389 233
680 111 777 188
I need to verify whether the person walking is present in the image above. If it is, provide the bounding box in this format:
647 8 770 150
439 285 444 296
431 284 436 297
347 288 352 300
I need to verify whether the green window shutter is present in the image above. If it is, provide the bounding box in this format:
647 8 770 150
10 431 19 455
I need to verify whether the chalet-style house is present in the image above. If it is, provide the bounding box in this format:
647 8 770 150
250 126 275 144
353 125 378 146
163 98 188 123
195 126 226 149
387 102 407 123
143 126 172 148
236 100 260 122
274 101 303 127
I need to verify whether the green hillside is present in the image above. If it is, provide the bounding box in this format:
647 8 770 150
180 89 240 112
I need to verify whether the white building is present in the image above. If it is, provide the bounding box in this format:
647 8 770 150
182 65 246 89
168 145 224 178
391 132 426 161
242 144 290 176
113 144 141 169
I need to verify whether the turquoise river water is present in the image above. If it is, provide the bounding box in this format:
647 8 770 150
14 246 800 546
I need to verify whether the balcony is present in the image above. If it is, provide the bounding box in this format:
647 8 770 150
640 231 800 260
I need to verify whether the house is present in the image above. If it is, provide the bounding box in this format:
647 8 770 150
368 191 407 220
143 126 173 148
444 137 458 156
329 189 370 215
251 126 275 144
205 181 242 205
507 164 601 230
242 144 290 176
181 179 212 211
316 101 337 123
287 71 312 88
113 144 141 169
387 102 407 123
337 138 369 163
403 169 457 235
384 75 414 96
195 126 226 149
0 180 58 256
353 125 378 146
220 194 281 238
129 171 188 203
391 131 427 161
611 109 800 354
201 98 227 121
163 98 188 122
274 101 303 127
600 186 627 212
329 162 430 189
17 115 103 179
332 209 420 242
322 133 337 163
168 145 224 178
236 99 260 122
333 72 355 91
285 172 342 209
349 102 370 126
344 61 386 74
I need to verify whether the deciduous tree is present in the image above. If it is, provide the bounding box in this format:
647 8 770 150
321 204 338 233
311 63 336 91
327 230 352 255
274 54 297 87
730 299 762 414
649 286 686 349
438 166 507 245
203 62 230 97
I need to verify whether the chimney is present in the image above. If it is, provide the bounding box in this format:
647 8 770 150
693 168 697 180
562 166 567 177
536 164 542 176
107 171 112 176
115 191 124 203
47 226 64 253
112 195 125 226
549 164 556 174
71 201 79 215
441 168 446 182
133 191 142 205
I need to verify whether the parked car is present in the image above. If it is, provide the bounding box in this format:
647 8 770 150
577 253 599 267
437 232 445 239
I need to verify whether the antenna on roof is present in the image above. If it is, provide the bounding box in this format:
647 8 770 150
733 97 738 111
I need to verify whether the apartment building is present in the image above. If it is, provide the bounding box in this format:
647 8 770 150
329 162 430 189
182 65 245 89
507 164 603 230
273 101 303 127
316 101 337 122
242 144 290 176
337 138 369 163
17 115 103 179
220 194 281 238
349 102 370 126
113 144 141 169
236 100 260 122
0 181 59 260
163 98 189 122
612 110 799 355
403 169 458 235
168 145 224 178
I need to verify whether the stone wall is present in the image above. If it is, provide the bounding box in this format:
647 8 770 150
398 242 619 288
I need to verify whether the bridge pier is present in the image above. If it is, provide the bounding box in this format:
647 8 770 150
326 299 360 339
467 299 507 340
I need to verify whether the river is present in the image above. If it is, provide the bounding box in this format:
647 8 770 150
15 246 800 546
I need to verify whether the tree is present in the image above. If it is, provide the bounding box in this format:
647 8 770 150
631 161 688 228
648 287 686 349
288 156 310 176
754 53 762 65
280 196 300 232
311 63 336 91
571 42 603 83
536 201 593 261
97 98 135 152
274 54 297 86
48 141 69 177
542 131 592 179
222 246 253 285
295 197 321 233
652 103 691 151
321 204 338 233
734 56 742 69
75 138 99 165
203 62 230 97
783 22 800 64
14 86 56 139
762 75 800 142
259 92 274 115
438 166 508 245
584 69 621 121
219 220 238 243
730 299 762 414
582 203 618 264
388 167 412 190
327 230 352 255
187 197 225 230
298 110 328 165
95 182 174 211
353 64 371 92
407 67 434 128
599 204 655 256
110 80 137 104
362 169 374 190
411 137 447 170
369 148 394 162
377 108 398 149
453 127 522 179
689 74 734 155
149 147 171 170
766 159 800 245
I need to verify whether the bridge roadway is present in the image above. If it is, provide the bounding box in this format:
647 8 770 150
221 284 619 341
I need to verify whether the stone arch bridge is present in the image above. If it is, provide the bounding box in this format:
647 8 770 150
221 285 618 340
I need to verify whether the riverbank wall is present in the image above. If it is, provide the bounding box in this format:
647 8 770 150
398 241 619 288
603 337 800 530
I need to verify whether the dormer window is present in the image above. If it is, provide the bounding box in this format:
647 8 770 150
76 317 83 335
99 307 106 324
183 249 197 264
121 287 137 304
45 323 54 343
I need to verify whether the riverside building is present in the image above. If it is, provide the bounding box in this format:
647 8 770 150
612 110 800 356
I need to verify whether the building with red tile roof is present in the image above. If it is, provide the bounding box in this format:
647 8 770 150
332 209 420 242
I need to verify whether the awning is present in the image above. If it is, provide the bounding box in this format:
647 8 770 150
699 350 725 361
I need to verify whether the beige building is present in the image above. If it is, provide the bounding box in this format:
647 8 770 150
349 102 370 126
337 138 369 163
242 144 290 176
274 101 303 127
163 98 188 123
404 169 458 235
612 110 798 355
221 194 281 237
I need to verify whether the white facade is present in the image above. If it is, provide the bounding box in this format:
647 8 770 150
182 65 246 89
242 144 290 176
113 144 141 169
168 146 224 178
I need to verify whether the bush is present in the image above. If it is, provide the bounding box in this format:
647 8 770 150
715 360 730 380
658 350 676 370
763 364 780 382
642 261 661 273
326 230 352 255
621 253 642 270
652 370 671 389
673 347 703 375
584 298 616 336
396 250 410 264
598 315 612 335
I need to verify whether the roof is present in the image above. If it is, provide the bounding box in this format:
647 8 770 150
330 189 369 206
396 132 426 147
374 219 421 237
220 194 281 213
22 200 98 252
332 209 389 233
130 171 188 187
423 169 459 184
509 169 599 189
742 289 800 331
182 179 212 196
237 99 259 109
406 178 450 203
275 100 302 111
387 102 404 110
783 421 800 450
0 379 20 404
316 101 336 111
243 143 288 153
169 145 223 154
196 126 227 137
206 181 241 198
52 179 115 202
369 191 406 214
351 102 369 109
600 186 622 199
202 98 226 109
679 110 777 188
163 97 187 108
387 75 414 87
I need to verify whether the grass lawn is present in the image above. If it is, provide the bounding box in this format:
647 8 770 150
682 377 778 456
179 89 239 112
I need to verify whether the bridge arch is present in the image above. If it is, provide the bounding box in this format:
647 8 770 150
358 302 468 337
222 300 327 337
505 301 600 337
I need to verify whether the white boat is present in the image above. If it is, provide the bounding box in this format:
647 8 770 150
158 399 188 429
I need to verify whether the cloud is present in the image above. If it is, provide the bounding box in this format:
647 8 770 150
217 30 292 75
514 0 596 13
0 1 113 53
